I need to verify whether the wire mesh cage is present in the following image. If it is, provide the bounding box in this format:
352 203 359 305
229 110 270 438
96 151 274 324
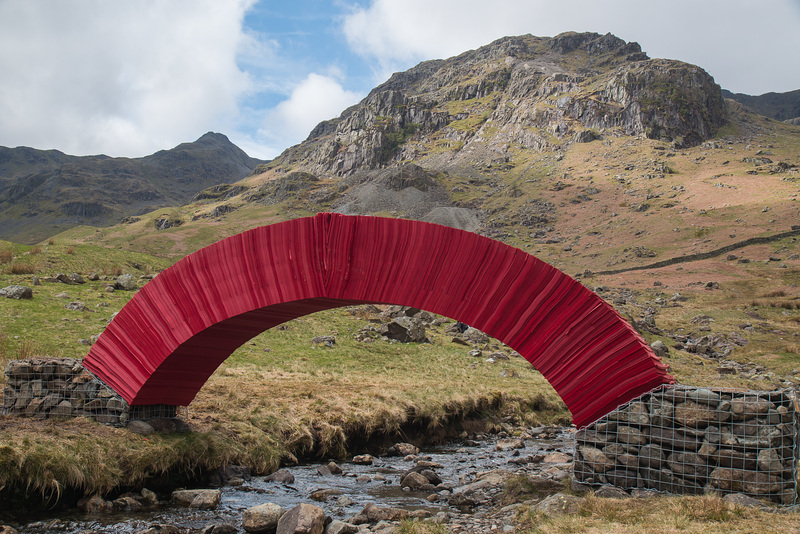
2 358 187 426
573 385 799 505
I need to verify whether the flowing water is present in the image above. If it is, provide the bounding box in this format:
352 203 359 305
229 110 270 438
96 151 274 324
3 426 574 533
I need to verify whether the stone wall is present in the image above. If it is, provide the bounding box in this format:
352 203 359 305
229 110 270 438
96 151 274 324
574 386 799 504
2 358 177 425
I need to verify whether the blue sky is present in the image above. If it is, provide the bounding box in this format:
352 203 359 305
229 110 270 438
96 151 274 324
1 0 799 160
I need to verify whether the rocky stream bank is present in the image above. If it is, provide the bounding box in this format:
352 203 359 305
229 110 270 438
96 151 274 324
2 422 795 534
1 426 579 534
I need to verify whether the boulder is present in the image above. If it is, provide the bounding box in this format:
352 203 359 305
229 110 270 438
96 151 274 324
326 461 343 475
351 503 409 524
400 471 429 490
266 469 295 484
310 488 343 501
127 420 155 436
171 489 220 510
0 285 33 299
649 340 668 358
543 452 571 464
324 520 358 534
495 437 525 450
721 493 768 509
462 327 489 345
379 316 429 343
534 493 585 515
243 503 284 533
140 488 159 506
115 273 138 291
388 442 419 456
419 469 442 485
276 503 325 534
113 496 143 511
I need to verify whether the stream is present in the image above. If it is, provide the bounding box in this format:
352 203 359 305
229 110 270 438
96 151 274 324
3 426 575 533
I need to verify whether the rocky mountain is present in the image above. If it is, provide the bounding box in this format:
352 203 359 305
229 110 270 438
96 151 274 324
194 31 732 237
722 88 800 122
274 31 727 180
0 132 266 244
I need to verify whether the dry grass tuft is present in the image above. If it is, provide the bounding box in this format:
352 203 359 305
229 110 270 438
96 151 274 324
397 519 449 534
513 494 799 534
7 262 36 275
0 249 12 264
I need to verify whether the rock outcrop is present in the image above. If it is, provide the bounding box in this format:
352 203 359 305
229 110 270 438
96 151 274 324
275 32 726 179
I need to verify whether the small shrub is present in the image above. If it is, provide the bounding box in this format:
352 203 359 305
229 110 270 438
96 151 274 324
8 262 36 275
29 246 42 255
65 246 75 255
16 339 41 359
0 249 12 263
48 238 55 245
102 265 123 276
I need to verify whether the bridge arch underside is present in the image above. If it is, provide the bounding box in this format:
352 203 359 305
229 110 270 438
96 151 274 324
84 213 673 428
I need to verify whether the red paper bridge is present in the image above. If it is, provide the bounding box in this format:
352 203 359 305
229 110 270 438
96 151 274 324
83 213 674 427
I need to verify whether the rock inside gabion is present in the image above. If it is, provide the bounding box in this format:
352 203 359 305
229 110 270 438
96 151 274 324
573 386 798 505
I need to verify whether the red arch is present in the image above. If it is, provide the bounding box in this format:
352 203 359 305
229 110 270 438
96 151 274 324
83 213 673 427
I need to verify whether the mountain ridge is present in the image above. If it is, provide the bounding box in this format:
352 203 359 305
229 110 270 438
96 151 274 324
0 132 266 244
722 88 800 122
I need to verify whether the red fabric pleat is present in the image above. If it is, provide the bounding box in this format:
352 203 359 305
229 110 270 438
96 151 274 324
83 213 674 427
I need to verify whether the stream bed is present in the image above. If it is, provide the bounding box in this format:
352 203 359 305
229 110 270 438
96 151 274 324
4 426 575 533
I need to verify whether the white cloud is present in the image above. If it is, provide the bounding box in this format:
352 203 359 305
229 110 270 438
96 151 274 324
342 0 800 95
257 72 362 154
0 0 256 156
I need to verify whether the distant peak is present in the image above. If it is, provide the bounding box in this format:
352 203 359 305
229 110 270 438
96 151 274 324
196 132 231 145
